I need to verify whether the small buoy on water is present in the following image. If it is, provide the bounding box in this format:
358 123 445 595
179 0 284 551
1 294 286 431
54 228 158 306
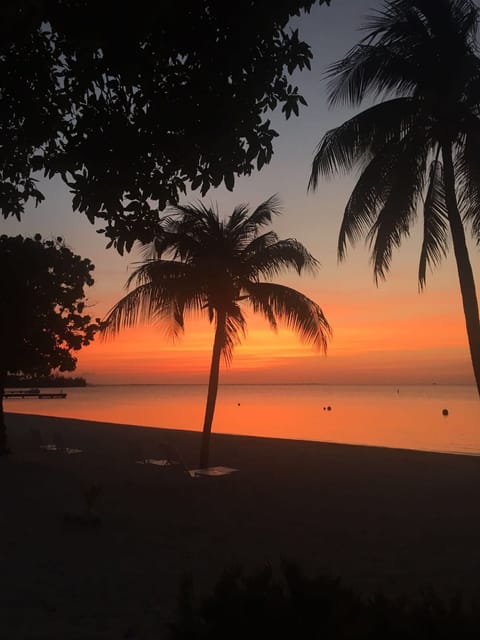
327 406 332 411
442 408 449 416
237 403 240 406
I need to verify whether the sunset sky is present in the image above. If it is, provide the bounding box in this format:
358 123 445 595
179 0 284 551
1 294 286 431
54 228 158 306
3 0 479 385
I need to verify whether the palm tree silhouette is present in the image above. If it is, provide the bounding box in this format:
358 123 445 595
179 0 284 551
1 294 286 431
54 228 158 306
309 0 480 394
103 196 331 467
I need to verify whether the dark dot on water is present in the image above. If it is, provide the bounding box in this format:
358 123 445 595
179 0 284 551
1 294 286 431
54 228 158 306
327 406 332 411
442 408 449 416
237 403 240 406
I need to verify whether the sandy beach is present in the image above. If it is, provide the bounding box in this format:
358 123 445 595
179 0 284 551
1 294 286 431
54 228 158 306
2 412 480 638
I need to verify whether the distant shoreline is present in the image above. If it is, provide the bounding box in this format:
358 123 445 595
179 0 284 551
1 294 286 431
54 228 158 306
5 376 87 388
82 381 476 387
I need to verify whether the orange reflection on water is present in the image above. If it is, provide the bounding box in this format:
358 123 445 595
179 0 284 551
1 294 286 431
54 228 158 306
210 385 479 455
5 384 480 455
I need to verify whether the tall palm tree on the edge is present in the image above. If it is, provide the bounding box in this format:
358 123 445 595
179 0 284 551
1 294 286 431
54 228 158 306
309 0 480 394
103 196 331 468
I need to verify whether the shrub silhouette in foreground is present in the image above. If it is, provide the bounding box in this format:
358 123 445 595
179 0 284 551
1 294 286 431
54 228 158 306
169 563 480 639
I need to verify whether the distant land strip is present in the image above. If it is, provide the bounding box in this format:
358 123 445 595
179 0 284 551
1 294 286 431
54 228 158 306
5 375 87 388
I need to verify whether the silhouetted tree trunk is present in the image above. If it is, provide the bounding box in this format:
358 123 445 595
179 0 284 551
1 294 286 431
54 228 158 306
0 370 8 455
199 311 226 469
442 141 480 396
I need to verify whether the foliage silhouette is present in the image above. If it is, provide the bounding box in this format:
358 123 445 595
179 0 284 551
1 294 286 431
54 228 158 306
1 0 330 252
169 562 480 639
102 196 331 467
5 374 87 388
0 235 99 454
309 0 480 394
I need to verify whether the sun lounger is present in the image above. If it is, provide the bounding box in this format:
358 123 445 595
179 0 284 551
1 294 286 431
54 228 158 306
127 439 179 467
52 431 83 454
30 428 82 454
30 428 57 451
143 458 176 466
188 466 238 477
127 439 237 478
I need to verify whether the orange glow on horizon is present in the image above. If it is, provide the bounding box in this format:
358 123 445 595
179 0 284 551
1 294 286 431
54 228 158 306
75 283 473 386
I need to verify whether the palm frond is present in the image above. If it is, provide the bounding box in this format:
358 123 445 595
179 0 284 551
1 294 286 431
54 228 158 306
244 239 320 280
245 282 331 353
102 261 206 341
150 227 183 259
309 97 419 189
126 259 193 289
242 231 279 259
225 203 250 236
241 194 283 234
328 0 479 108
326 43 417 108
361 2 431 43
101 283 178 340
456 120 480 243
163 210 219 263
367 126 429 281
166 202 222 247
167 201 213 224
222 305 247 365
338 136 400 260
418 157 449 289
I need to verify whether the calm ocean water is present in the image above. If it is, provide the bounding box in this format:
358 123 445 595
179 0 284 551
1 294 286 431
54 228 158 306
5 383 480 456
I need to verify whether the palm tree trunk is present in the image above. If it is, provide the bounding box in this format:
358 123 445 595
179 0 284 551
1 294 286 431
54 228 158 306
199 311 226 468
442 141 480 396
0 370 9 455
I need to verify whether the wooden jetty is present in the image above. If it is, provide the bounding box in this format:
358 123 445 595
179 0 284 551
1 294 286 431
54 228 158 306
3 390 67 399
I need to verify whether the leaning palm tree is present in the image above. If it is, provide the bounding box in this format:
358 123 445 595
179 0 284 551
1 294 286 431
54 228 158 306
309 0 480 394
102 196 331 468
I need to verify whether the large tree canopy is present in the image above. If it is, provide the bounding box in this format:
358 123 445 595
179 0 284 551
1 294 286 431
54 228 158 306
0 234 99 452
1 0 330 252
